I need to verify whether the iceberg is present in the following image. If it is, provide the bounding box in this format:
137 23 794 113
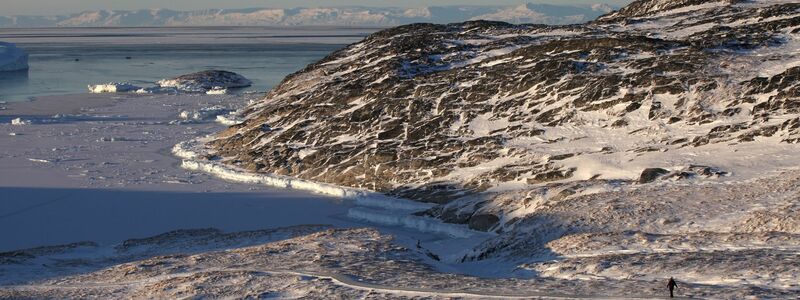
0 42 29 72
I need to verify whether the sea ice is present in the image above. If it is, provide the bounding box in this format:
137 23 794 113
11 117 30 125
215 113 245 125
178 105 232 122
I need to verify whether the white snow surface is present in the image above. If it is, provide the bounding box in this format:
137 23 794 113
0 42 28 72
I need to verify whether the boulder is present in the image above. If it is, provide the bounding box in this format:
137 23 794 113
468 213 500 231
638 168 670 184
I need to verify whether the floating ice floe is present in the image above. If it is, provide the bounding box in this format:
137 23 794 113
206 87 228 95
0 42 28 72
134 86 179 94
215 113 246 125
88 70 250 94
11 117 31 125
88 82 141 93
178 105 232 122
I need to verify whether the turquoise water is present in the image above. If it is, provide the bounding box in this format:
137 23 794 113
0 27 374 102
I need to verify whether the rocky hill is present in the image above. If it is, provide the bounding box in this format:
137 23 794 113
178 0 800 294
207 0 798 212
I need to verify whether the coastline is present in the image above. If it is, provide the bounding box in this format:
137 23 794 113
0 91 487 259
0 92 358 251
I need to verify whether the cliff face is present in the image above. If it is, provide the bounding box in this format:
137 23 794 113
200 0 800 261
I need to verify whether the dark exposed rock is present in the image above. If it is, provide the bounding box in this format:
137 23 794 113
639 168 670 184
468 214 501 232
157 70 252 92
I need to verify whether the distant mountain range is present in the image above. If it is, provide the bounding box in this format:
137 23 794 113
0 4 615 27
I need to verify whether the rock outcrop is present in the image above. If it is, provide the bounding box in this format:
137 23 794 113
156 70 252 93
88 70 251 94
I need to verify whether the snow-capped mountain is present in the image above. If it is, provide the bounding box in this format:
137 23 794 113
0 4 613 27
471 3 613 24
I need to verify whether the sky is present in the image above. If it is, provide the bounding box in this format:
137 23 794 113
1 0 633 15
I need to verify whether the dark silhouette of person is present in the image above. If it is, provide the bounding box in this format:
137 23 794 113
668 277 678 298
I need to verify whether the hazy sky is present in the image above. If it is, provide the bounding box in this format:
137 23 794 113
2 0 633 15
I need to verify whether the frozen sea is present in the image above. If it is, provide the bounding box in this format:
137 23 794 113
0 27 378 102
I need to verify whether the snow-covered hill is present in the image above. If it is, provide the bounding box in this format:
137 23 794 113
0 4 613 27
170 0 800 294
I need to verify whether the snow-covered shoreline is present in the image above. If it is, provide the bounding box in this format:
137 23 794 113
0 92 486 253
173 138 494 239
174 140 418 205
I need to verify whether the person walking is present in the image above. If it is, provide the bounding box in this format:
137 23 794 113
667 277 678 298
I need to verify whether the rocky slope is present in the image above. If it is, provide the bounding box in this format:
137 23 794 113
207 0 799 217
175 0 800 294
